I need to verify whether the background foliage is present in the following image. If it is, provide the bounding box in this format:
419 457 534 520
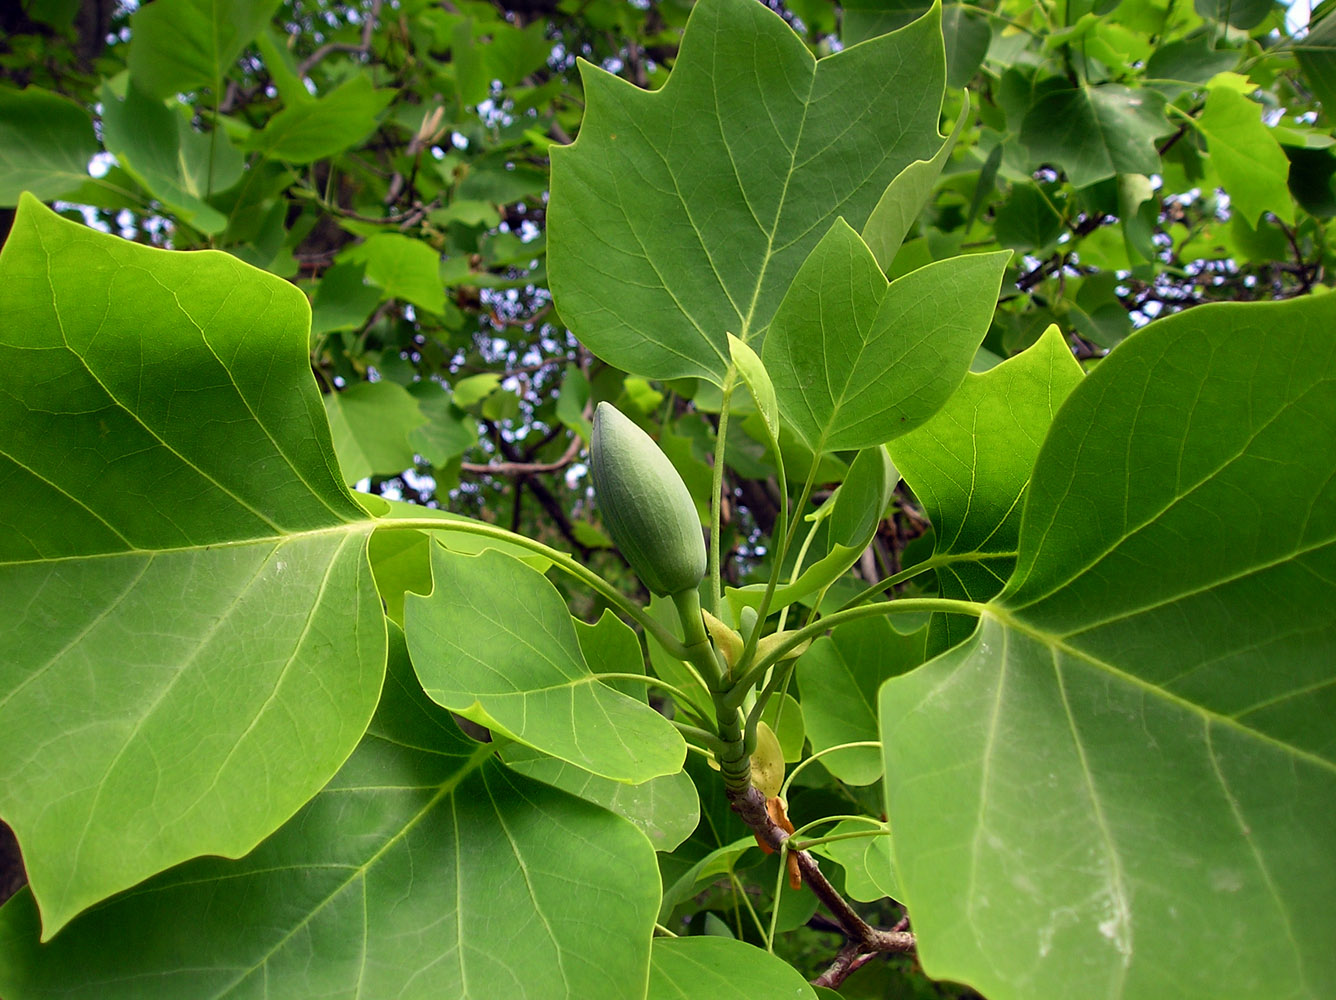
1 0 1334 996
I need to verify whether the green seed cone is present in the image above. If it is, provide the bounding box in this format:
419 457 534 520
591 402 707 597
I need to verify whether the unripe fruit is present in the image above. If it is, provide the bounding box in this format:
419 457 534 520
591 402 707 597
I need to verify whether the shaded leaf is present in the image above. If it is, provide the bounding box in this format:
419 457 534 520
0 631 660 999
798 618 925 785
1020 84 1171 189
249 75 394 164
100 83 244 234
324 380 429 484
128 0 281 99
881 295 1336 999
648 937 819 1000
549 0 946 383
0 85 97 203
888 325 1084 650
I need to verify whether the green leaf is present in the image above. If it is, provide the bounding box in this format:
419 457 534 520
881 295 1336 999
1194 0 1274 30
128 0 282 99
504 748 701 852
100 83 245 234
815 820 898 902
0 85 97 203
889 325 1084 650
0 631 661 998
862 101 968 272
323 380 429 484
405 546 686 782
762 219 1009 451
1197 84 1295 226
343 232 447 315
407 381 477 466
648 937 819 1000
1020 84 1171 189
1296 11 1336 113
248 75 394 164
992 182 1064 253
310 261 382 335
727 334 780 451
549 0 946 383
0 194 385 937
798 618 925 785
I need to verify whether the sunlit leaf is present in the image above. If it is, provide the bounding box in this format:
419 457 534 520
889 325 1084 651
406 546 686 782
0 195 385 937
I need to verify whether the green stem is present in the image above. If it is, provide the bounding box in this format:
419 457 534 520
781 740 882 801
736 459 823 673
794 824 888 852
707 368 739 617
591 672 702 706
732 598 987 700
371 516 689 659
670 720 729 756
672 587 724 690
837 550 1017 611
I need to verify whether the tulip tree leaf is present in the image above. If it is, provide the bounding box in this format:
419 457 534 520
344 232 447 315
814 819 898 902
862 100 968 272
405 546 687 783
324 380 429 485
549 0 946 384
100 83 245 235
762 219 1009 451
128 0 282 99
504 747 701 852
0 195 386 938
0 632 661 999
1020 84 1171 189
248 75 394 164
798 618 925 785
1197 84 1296 226
648 937 819 1000
0 85 98 203
889 324 1084 651
880 295 1336 1000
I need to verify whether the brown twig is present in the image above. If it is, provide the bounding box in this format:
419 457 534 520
297 0 382 78
459 431 582 477
727 784 915 976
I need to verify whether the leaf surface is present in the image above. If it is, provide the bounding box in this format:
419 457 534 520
324 380 429 484
889 324 1083 650
647 937 818 1000
881 295 1336 999
0 195 385 937
0 86 97 203
405 546 686 783
548 0 946 383
1020 84 1171 189
0 633 660 999
128 0 281 99
762 220 1009 451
